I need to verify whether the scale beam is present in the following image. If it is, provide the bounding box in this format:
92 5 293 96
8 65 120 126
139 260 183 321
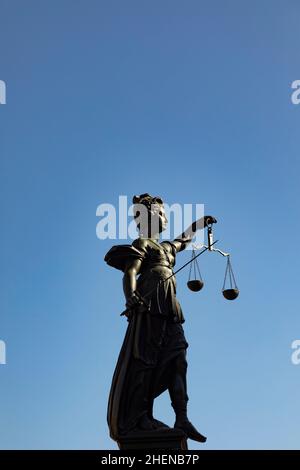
192 243 230 257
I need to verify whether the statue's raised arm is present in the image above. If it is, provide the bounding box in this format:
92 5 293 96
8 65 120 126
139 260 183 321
172 215 217 252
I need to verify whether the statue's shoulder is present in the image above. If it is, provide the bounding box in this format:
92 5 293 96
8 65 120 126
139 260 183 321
133 238 168 255
161 240 177 256
104 241 146 272
132 237 150 252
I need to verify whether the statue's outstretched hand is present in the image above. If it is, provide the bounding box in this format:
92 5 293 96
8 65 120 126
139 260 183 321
204 215 217 226
190 216 217 232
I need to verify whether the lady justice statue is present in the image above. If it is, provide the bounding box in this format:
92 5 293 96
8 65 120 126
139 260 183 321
104 193 217 445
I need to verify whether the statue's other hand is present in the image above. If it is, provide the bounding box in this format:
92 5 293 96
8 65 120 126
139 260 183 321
125 291 143 310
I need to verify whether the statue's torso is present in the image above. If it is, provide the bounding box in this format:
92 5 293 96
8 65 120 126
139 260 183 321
133 238 176 275
133 238 184 323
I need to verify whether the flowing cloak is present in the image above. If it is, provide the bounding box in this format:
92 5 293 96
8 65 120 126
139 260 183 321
105 238 188 440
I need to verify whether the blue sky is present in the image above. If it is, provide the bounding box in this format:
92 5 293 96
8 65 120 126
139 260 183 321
0 0 300 449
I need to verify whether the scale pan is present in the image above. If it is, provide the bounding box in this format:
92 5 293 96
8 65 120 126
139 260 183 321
187 280 204 292
222 288 239 300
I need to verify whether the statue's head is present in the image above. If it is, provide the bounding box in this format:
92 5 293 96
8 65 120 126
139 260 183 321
133 193 167 238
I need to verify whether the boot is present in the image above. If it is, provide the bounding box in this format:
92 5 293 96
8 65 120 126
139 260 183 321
172 400 207 443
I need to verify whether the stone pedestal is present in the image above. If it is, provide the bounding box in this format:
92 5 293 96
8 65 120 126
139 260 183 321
117 428 188 450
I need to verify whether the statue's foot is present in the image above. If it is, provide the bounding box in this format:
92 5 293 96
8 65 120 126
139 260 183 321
138 414 156 431
174 419 207 443
150 418 170 430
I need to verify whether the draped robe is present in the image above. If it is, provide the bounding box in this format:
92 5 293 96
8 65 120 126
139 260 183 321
105 238 188 439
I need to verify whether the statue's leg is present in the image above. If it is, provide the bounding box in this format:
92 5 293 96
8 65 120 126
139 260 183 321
168 349 189 417
168 351 207 443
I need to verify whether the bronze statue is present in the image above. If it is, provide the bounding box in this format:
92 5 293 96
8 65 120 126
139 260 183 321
104 194 217 445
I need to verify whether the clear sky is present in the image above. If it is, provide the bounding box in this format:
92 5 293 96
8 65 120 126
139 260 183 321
1 0 300 450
